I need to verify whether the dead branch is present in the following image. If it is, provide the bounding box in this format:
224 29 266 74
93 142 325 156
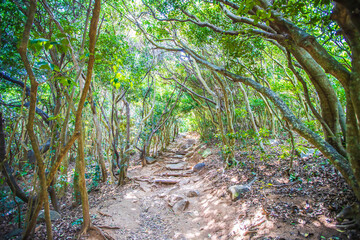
156 172 192 177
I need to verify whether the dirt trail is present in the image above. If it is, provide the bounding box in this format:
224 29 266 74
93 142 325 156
87 133 351 240
90 133 244 240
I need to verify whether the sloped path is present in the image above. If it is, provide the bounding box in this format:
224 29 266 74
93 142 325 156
84 133 353 240
89 133 247 240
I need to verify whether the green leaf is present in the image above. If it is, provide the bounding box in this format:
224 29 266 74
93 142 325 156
38 61 51 70
45 42 54 50
30 38 49 44
53 65 60 72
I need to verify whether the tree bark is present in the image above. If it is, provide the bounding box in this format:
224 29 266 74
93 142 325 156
18 1 53 238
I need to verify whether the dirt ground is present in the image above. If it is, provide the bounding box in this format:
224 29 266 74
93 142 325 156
1 133 359 239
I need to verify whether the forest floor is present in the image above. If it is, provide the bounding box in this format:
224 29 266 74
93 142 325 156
1 132 359 239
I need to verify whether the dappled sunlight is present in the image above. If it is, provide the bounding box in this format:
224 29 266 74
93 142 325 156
124 191 139 200
2 0 360 239
231 177 239 183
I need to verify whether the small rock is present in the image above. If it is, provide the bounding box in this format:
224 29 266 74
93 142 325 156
186 210 199 218
193 162 205 172
167 194 185 207
37 210 61 222
228 185 251 201
186 190 200 197
166 162 188 170
4 228 22 239
173 199 189 213
201 149 212 158
145 156 157 164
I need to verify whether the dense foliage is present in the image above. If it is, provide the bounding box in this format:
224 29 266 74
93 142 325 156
0 0 359 238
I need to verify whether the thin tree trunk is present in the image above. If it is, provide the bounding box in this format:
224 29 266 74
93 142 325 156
89 88 107 182
118 98 130 186
18 1 53 238
76 0 101 234
238 83 264 150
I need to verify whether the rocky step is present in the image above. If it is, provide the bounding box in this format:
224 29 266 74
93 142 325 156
156 172 192 177
164 160 185 164
163 149 176 154
169 154 185 159
165 162 190 170
175 150 187 155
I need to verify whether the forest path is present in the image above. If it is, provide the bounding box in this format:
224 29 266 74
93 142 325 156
83 133 355 240
89 133 240 240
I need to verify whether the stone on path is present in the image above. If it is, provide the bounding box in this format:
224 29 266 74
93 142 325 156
4 228 22 239
186 189 200 197
37 210 61 222
145 156 157 164
193 162 205 172
167 194 190 213
166 162 188 170
167 194 184 207
173 199 189 213
228 185 251 201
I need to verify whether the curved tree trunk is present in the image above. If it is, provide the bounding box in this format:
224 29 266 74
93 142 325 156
89 88 107 182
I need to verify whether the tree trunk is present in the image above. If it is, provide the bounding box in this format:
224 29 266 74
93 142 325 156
238 83 264 150
89 88 107 182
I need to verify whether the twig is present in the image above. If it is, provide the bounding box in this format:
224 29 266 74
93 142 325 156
97 211 112 217
98 225 121 229
244 218 266 236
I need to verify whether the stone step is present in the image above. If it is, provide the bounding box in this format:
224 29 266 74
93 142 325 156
170 154 185 159
165 162 190 170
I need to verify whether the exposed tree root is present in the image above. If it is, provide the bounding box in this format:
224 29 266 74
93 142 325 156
99 225 121 230
97 211 112 217
77 225 115 240
244 218 266 236
156 172 191 177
